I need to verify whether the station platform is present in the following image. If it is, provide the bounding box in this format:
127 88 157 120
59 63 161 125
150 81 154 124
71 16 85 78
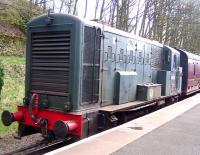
47 94 200 155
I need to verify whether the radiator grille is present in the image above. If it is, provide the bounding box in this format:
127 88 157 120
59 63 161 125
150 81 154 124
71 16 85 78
30 31 70 96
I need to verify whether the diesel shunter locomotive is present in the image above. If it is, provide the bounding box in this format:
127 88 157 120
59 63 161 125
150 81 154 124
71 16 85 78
2 13 200 140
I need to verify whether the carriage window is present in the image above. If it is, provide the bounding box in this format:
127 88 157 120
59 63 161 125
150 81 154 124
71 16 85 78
108 46 112 59
120 49 124 61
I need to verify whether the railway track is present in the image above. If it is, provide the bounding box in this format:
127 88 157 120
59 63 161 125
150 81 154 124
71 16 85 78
2 138 74 155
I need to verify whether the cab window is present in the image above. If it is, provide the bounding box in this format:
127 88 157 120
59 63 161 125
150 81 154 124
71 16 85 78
173 55 177 69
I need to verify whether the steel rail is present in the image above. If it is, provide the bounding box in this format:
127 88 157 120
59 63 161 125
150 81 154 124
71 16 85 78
2 138 74 155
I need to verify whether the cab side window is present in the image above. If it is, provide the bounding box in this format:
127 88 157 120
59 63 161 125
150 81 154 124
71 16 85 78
164 48 170 64
173 55 177 69
173 54 179 69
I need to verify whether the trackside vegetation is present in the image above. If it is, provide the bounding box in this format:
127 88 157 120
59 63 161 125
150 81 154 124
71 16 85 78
0 62 4 95
0 56 25 136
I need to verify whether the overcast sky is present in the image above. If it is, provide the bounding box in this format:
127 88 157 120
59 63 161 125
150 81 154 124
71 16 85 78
52 0 99 20
50 0 144 35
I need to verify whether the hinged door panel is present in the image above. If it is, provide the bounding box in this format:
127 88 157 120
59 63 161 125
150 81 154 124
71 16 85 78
101 32 116 105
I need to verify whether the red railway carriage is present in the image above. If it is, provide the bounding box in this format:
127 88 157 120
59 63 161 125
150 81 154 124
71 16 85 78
178 49 200 94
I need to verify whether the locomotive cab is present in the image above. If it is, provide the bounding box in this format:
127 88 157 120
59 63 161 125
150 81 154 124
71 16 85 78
157 46 182 96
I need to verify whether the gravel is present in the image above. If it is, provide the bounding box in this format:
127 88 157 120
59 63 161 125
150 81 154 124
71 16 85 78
0 133 44 154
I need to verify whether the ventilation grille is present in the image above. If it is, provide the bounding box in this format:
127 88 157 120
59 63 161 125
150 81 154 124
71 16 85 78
30 31 70 96
82 27 101 103
151 46 162 68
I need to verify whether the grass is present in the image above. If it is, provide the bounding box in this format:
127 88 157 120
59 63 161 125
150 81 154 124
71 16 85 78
0 56 25 136
0 56 25 65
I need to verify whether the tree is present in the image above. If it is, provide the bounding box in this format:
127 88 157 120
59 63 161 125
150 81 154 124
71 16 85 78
0 0 43 30
59 0 79 15
84 0 88 18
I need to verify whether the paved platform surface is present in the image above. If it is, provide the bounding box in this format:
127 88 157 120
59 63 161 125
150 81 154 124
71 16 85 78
47 94 200 155
112 104 200 155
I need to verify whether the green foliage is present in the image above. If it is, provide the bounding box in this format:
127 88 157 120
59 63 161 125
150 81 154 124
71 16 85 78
0 77 24 136
0 0 43 56
0 56 25 78
0 56 25 65
0 35 25 56
0 56 25 136
0 0 43 31
0 62 4 95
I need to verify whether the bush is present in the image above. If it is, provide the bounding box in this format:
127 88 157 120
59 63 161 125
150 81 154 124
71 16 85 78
0 36 25 56
0 62 4 95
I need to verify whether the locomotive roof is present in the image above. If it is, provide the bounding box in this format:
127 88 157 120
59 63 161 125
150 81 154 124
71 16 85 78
29 13 163 48
81 16 163 47
164 45 180 55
